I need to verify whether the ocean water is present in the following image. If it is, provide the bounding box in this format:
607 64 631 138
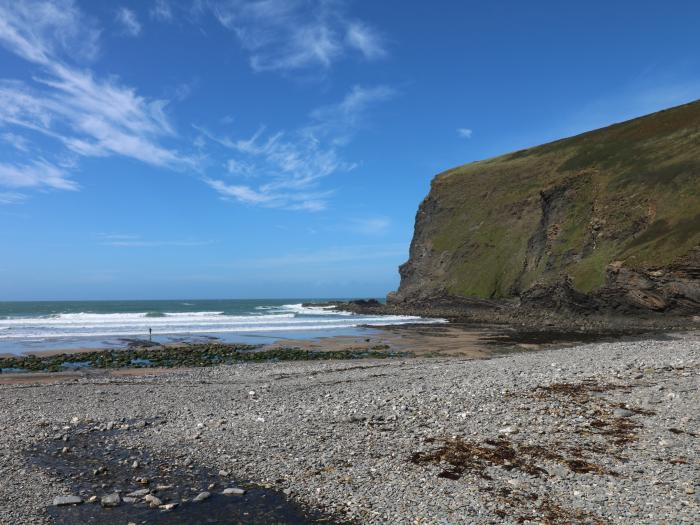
0 299 444 355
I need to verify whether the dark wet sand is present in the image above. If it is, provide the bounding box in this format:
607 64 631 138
0 322 672 385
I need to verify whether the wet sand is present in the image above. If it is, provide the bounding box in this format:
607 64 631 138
0 322 673 385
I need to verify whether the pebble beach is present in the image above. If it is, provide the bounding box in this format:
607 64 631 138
1 332 698 524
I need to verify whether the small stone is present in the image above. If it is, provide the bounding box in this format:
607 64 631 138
160 503 178 511
218 470 229 477
223 487 246 496
613 408 635 418
126 488 150 497
122 497 137 504
61 447 70 454
87 496 98 503
53 495 82 506
144 494 163 508
101 493 120 508
686 486 696 495
498 426 518 434
193 491 210 502
132 460 140 468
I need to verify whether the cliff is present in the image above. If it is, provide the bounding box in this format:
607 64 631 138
390 100 700 315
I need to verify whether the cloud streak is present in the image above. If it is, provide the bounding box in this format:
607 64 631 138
200 84 394 211
0 159 77 191
97 233 213 248
456 128 473 139
150 0 173 22
0 191 28 204
116 7 141 37
208 0 387 73
0 0 194 199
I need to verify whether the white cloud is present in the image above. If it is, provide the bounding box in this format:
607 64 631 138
0 0 195 202
457 128 473 139
0 70 190 169
225 158 254 176
220 243 406 269
97 233 212 247
0 191 27 204
346 21 386 60
150 0 173 22
208 0 387 73
309 85 395 144
116 7 142 37
347 217 391 235
0 0 99 65
199 84 393 211
1 132 30 151
0 159 77 191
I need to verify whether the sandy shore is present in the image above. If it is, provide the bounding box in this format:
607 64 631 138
0 332 698 524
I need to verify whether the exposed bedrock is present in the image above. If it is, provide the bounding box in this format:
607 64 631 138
390 100 700 317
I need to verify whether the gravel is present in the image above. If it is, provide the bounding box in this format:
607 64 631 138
0 331 698 524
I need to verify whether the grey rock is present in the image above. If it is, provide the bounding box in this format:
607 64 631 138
126 488 150 497
100 493 120 508
193 491 210 502
53 496 82 506
223 487 246 496
144 494 163 507
614 408 636 418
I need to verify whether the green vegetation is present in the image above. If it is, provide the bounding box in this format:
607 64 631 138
0 343 405 373
414 100 700 298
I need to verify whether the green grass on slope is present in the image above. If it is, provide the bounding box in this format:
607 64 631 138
428 99 700 298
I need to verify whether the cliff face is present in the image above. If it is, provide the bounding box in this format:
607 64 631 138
390 100 700 314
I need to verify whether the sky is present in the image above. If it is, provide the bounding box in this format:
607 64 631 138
1 0 699 301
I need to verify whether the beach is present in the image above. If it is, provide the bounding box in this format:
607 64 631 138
0 331 697 524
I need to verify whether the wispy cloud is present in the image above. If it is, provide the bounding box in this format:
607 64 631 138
0 0 195 200
208 0 387 73
346 21 387 60
0 159 77 190
309 85 395 144
346 217 391 235
0 0 100 65
218 243 406 269
97 233 212 248
150 0 173 22
200 84 394 211
1 132 30 152
456 128 473 139
116 7 142 37
0 191 27 204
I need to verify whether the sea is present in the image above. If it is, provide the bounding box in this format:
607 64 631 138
0 299 444 355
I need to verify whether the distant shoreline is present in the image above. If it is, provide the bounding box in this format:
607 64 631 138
0 321 682 382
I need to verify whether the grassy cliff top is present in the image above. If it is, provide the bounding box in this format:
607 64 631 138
423 99 700 298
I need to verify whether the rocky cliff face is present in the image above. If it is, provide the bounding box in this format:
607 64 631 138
390 100 700 315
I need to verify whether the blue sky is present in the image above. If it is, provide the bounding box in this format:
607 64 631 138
1 0 699 300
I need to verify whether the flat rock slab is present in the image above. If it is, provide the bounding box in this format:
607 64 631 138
53 496 82 506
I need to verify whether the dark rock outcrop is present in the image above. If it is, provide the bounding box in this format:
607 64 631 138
389 100 700 317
